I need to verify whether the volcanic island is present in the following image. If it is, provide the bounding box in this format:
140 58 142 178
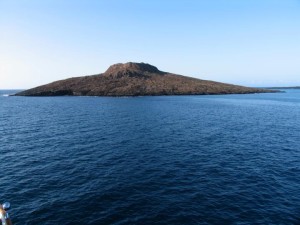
15 62 277 96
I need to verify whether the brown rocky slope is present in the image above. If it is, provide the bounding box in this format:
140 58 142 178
15 62 277 96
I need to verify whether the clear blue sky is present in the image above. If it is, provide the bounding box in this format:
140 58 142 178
1 0 300 89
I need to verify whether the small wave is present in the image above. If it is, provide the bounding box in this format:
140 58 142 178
2 94 9 97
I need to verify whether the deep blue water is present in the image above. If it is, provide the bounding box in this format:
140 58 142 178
0 90 299 225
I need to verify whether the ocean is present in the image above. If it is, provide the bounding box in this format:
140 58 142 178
0 90 299 224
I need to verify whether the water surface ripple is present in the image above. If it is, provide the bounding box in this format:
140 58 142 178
0 90 299 224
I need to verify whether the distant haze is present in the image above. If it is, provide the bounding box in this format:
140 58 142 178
1 0 299 89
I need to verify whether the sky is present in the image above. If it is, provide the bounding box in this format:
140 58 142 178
1 0 300 89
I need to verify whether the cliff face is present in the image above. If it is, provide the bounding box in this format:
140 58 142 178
15 62 276 96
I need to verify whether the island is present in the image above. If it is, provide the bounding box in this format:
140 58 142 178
15 62 277 96
265 86 300 89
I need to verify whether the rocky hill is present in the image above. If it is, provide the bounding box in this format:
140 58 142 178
15 62 277 96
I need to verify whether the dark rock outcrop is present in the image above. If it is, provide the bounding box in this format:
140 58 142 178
15 62 277 96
